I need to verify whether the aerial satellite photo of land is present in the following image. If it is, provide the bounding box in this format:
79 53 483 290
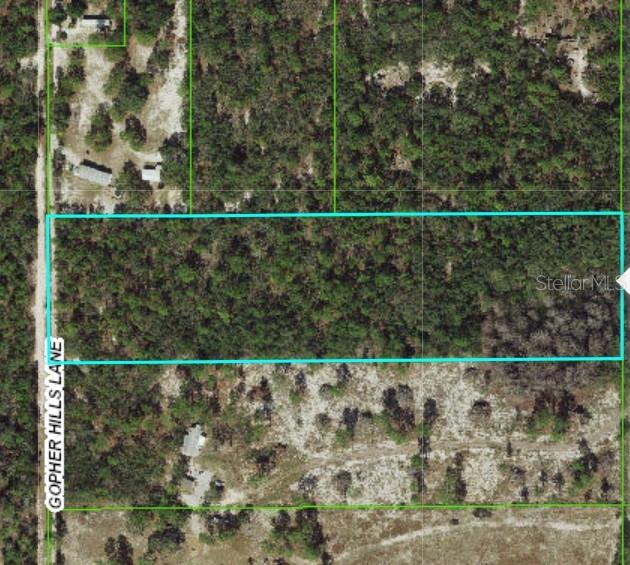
0 0 628 563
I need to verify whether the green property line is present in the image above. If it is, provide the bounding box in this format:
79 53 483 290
123 0 128 47
46 509 51 565
622 0 625 251
188 0 193 214
618 0 626 565
44 0 195 213
61 502 624 513
44 0 51 214
43 0 129 216
332 0 338 213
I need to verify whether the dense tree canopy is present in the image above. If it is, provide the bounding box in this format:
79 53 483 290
0 3 38 562
55 216 618 361
192 0 333 212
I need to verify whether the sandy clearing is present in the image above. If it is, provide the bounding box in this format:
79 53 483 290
141 0 187 147
128 36 153 73
370 512 617 551
75 49 114 134
565 43 594 98
191 363 619 505
361 0 369 21
370 62 411 90
420 61 459 103
516 0 606 40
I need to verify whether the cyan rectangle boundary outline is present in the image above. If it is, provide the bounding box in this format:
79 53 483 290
45 210 625 366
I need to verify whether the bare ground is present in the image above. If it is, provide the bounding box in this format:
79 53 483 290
52 0 187 211
58 507 620 564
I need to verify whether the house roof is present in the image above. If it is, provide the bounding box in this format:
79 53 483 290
74 163 112 187
81 15 112 27
181 424 206 457
142 165 161 183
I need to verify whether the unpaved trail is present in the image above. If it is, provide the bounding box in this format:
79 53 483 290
34 0 47 561
334 511 618 565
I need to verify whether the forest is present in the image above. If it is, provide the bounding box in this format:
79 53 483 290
186 0 619 213
419 0 618 212
0 2 38 563
192 0 333 212
64 365 179 503
47 0 620 214
54 215 618 362
336 0 619 212
337 0 422 211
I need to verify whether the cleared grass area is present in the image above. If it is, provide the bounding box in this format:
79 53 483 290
55 507 620 564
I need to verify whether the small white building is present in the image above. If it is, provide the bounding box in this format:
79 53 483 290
142 164 162 184
81 16 112 30
74 163 112 187
181 424 207 458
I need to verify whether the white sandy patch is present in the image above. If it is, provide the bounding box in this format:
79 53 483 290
295 452 413 504
476 60 492 74
160 366 182 407
421 364 516 442
189 513 204 536
154 188 187 210
219 487 248 505
361 0 370 21
427 440 598 503
19 52 39 71
565 44 594 98
461 447 502 500
141 0 187 146
51 19 96 46
245 365 401 453
370 62 411 90
515 0 604 40
128 36 154 73
420 61 459 103
52 48 70 86
514 0 528 37
223 190 253 212
581 386 619 445
297 151 315 178
76 49 114 135
250 365 339 452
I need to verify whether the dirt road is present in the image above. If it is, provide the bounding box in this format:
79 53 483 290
34 0 47 561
